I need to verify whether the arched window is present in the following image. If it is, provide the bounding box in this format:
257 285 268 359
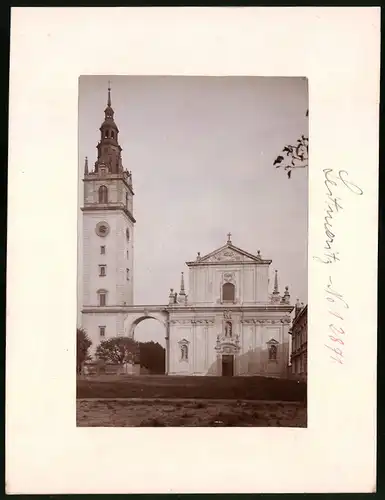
111 130 114 139
222 282 235 302
268 344 277 361
97 289 108 307
104 130 108 138
98 185 108 203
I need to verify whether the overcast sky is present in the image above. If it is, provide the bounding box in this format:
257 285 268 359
78 76 308 345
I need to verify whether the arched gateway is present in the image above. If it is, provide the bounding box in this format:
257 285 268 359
123 307 170 373
124 308 169 338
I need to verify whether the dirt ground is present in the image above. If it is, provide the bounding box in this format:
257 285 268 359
77 399 307 427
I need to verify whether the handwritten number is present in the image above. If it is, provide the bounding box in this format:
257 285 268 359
329 335 344 345
329 323 345 335
325 345 343 357
329 311 344 321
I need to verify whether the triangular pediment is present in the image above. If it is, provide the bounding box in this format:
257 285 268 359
266 338 279 345
196 244 264 264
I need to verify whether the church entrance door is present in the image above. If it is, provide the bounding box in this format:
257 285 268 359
221 355 234 376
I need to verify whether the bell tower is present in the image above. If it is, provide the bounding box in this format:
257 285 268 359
95 84 124 175
81 83 135 327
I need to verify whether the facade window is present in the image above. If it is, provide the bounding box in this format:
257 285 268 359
99 326 106 338
181 344 188 361
100 246 106 255
99 265 106 277
104 130 108 138
222 282 235 302
126 250 129 259
268 344 278 361
98 290 107 306
98 185 108 203
111 131 114 139
126 268 130 281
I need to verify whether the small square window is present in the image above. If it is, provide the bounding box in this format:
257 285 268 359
99 326 106 338
99 265 106 277
100 246 106 255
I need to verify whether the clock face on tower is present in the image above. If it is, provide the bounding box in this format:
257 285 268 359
95 221 110 237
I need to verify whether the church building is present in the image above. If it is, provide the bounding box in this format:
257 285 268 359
80 87 294 377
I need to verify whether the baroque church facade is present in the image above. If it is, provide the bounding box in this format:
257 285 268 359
80 88 294 377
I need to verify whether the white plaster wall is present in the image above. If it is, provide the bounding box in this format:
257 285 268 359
206 327 219 375
82 312 125 357
242 267 255 303
84 177 118 204
82 210 134 307
256 266 269 302
169 325 193 374
166 309 291 377
188 263 270 306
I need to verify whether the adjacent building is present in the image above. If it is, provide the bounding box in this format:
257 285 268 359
289 302 307 380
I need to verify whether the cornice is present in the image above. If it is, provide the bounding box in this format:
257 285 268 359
170 318 216 325
241 317 292 325
82 303 294 314
167 304 294 313
187 243 273 266
186 260 272 267
83 173 134 194
82 305 169 314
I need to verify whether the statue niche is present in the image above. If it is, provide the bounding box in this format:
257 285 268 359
224 320 233 338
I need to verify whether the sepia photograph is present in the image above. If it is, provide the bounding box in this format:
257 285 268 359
76 75 308 427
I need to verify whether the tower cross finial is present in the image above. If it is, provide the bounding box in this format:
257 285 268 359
107 80 111 107
227 232 232 244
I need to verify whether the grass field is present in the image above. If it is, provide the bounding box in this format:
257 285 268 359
77 374 307 402
77 398 306 427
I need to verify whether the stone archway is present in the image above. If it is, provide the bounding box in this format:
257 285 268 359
123 308 170 374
